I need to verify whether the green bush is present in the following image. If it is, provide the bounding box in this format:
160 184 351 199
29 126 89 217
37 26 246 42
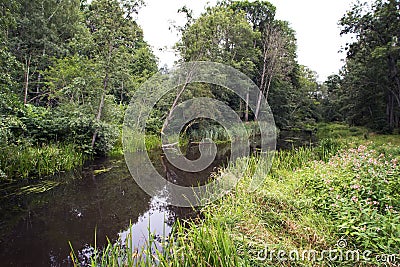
9 104 118 156
302 144 400 254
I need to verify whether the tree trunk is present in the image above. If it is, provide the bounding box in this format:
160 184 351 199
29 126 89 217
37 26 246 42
254 26 284 120
245 92 249 122
36 48 45 105
387 53 400 129
162 64 196 134
23 55 31 105
91 73 109 149
239 99 243 119
254 39 268 120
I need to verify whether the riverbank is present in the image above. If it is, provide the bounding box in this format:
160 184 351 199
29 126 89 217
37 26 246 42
72 123 400 266
0 142 85 181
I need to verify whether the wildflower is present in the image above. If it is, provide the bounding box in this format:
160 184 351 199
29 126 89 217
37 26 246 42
357 145 367 152
385 205 393 212
351 184 360 190
325 179 332 184
329 187 334 191
351 196 358 203
373 201 379 205
391 158 398 167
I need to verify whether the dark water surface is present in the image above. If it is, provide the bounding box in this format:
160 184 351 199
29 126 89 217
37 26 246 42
0 144 230 266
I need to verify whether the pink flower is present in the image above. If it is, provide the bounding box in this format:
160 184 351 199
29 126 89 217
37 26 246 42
351 196 358 203
385 205 393 211
351 184 361 190
391 158 398 167
357 145 367 152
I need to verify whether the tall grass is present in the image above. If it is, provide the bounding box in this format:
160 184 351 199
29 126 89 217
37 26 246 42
70 218 248 267
69 124 400 266
0 143 84 180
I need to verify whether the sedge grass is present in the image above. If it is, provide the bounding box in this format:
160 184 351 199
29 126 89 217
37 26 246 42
69 124 400 266
0 143 84 181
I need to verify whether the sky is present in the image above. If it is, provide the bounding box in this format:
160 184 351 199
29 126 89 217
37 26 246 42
137 0 360 82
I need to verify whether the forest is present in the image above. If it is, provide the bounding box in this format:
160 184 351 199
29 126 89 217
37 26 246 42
0 0 399 266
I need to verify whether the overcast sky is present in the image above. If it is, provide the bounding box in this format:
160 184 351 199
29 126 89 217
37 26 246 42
137 0 360 82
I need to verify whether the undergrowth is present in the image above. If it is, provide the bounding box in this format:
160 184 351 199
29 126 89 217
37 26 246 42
70 124 400 266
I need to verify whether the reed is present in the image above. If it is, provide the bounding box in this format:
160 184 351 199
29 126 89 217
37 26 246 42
0 143 84 180
69 124 400 266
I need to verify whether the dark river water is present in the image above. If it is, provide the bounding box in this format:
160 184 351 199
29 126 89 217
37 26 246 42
0 144 231 266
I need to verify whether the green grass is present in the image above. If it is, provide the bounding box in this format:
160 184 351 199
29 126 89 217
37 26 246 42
0 143 84 181
70 123 400 266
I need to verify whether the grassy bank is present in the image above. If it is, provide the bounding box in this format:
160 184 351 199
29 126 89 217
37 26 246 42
0 143 85 181
70 123 400 266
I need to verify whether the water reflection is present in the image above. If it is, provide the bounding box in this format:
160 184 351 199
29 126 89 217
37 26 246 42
0 143 230 266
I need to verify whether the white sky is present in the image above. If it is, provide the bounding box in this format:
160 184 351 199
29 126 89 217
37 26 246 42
137 0 361 82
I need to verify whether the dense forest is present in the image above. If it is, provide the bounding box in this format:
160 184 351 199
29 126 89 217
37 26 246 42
1 0 399 180
0 0 399 266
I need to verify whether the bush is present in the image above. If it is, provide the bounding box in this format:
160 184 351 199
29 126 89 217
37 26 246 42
12 104 118 155
302 144 400 254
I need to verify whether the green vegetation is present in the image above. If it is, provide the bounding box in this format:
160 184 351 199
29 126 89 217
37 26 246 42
324 0 400 131
69 125 400 266
0 143 83 180
0 0 157 180
1 0 399 265
1 0 398 181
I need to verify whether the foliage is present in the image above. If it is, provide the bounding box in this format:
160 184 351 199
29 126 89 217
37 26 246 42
0 143 84 180
176 1 319 129
0 0 157 180
303 144 400 254
67 122 400 266
338 0 400 131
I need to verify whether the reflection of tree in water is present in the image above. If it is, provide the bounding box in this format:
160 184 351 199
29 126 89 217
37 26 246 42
160 154 179 184
160 143 230 187
0 157 152 266
160 142 231 226
0 143 231 266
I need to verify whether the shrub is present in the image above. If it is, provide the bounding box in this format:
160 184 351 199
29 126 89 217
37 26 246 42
302 144 400 254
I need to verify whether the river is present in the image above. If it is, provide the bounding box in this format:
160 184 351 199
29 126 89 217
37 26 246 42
0 143 231 266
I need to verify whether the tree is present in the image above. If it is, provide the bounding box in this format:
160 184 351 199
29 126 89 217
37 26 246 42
175 5 258 121
176 1 315 129
340 0 400 130
226 1 296 119
224 1 299 125
7 0 82 104
84 0 156 148
322 74 344 122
